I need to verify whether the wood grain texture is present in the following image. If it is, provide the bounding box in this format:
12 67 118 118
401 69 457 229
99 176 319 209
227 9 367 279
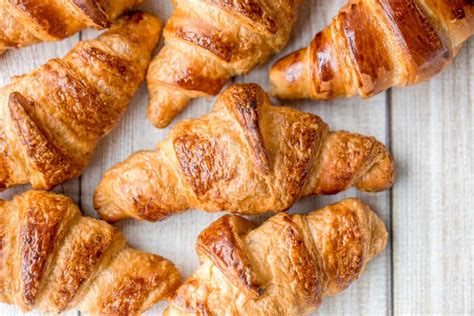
0 0 471 315
391 39 474 314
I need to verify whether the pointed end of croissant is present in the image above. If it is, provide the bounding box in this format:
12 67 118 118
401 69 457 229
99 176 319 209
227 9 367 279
82 247 182 315
269 48 312 99
355 144 396 193
94 151 178 223
146 86 191 128
93 183 129 223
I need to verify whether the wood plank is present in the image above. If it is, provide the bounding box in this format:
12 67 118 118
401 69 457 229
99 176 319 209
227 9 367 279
0 37 80 316
391 40 474 314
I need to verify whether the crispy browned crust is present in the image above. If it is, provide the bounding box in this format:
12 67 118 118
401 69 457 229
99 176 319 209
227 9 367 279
0 12 162 191
94 84 395 222
196 215 263 299
72 0 109 28
146 0 303 128
164 198 388 315
0 190 181 314
0 0 142 51
270 0 474 100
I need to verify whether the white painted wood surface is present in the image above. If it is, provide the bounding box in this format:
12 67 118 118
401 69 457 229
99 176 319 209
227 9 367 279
0 0 472 315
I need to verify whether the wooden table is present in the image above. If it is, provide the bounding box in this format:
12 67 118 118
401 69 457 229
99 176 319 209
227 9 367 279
1 1 472 315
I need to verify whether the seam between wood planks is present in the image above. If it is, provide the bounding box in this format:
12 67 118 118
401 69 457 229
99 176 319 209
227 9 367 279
387 88 394 316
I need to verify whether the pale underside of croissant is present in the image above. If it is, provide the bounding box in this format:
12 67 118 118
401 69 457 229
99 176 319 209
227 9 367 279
0 12 162 191
0 0 143 53
146 0 303 128
94 84 395 222
270 0 474 100
0 190 181 314
164 198 388 315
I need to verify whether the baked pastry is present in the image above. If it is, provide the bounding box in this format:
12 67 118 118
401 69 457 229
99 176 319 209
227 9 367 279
146 0 303 127
0 0 142 53
0 12 162 191
164 198 387 315
269 0 474 100
94 84 395 222
0 190 181 314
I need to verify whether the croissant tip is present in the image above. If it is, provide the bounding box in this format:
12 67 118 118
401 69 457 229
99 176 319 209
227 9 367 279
93 190 118 223
269 48 310 99
354 142 396 193
146 87 191 128
147 106 174 128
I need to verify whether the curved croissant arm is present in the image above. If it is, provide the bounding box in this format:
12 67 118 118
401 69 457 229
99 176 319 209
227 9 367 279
269 0 474 100
146 0 303 128
164 198 387 315
0 190 181 314
0 12 162 191
0 0 142 52
94 84 395 222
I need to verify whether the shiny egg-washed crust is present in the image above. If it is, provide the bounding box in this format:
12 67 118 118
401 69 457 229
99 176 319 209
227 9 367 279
94 84 395 222
270 0 474 100
164 198 388 315
0 190 181 314
146 0 303 128
0 0 143 52
0 12 162 191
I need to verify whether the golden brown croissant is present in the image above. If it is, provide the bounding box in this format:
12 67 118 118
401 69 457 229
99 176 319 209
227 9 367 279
270 0 474 100
94 84 395 222
164 198 387 315
0 0 142 53
146 0 303 128
0 190 181 314
0 12 161 191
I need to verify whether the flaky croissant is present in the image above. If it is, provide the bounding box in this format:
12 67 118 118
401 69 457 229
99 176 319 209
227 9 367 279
0 0 142 53
146 0 303 128
95 84 395 222
0 12 161 191
0 190 181 314
164 198 387 315
270 0 474 100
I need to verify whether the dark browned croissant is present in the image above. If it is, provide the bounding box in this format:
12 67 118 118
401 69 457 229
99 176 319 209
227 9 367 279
0 0 142 53
0 12 161 191
95 84 395 222
164 198 388 315
270 0 474 100
146 0 303 128
0 190 181 314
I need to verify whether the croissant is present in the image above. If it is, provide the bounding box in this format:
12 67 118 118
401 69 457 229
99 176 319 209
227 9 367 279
164 198 387 315
0 190 181 314
0 0 142 53
94 83 395 222
269 0 474 100
146 0 303 128
0 12 161 191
